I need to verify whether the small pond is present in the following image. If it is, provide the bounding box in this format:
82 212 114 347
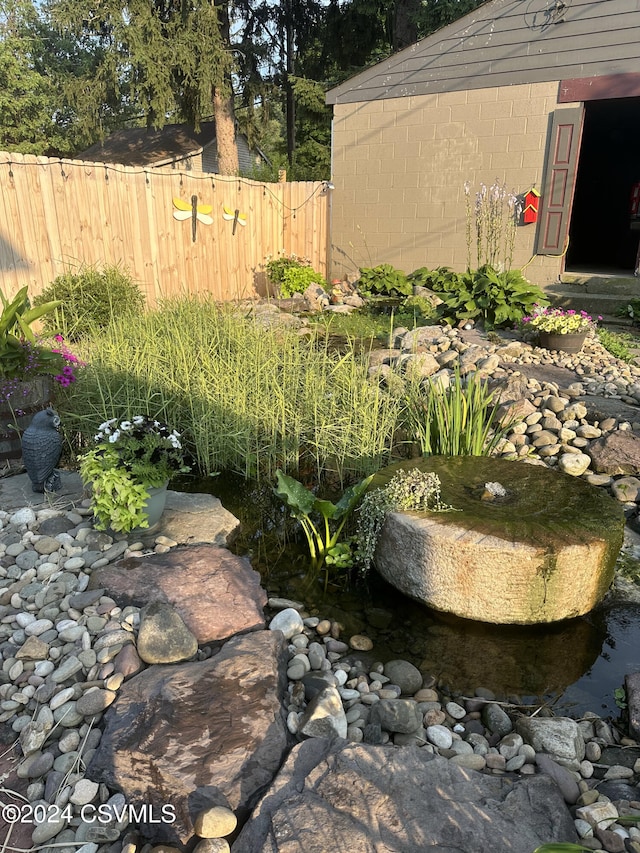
176 471 640 721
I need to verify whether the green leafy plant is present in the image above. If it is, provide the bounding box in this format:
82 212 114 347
265 252 327 297
408 266 464 291
430 265 547 329
358 264 412 298
0 286 62 379
281 264 327 297
356 469 455 577
614 685 627 710
34 264 144 340
79 415 189 532
620 298 640 325
406 368 511 457
394 295 437 328
273 469 374 580
597 328 637 362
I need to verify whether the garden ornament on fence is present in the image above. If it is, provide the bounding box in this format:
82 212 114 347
223 205 247 235
172 196 213 242
21 407 62 493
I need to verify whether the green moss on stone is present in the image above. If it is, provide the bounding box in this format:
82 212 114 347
370 456 625 580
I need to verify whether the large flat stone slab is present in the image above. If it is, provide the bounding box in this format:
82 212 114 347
232 739 578 853
87 631 290 847
0 471 84 512
89 544 266 644
157 490 240 546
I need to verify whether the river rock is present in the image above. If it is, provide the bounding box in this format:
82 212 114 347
89 545 265 644
269 608 304 640
86 631 289 845
535 753 580 803
232 740 578 853
136 601 198 664
382 660 423 694
193 806 237 838
298 686 348 739
516 717 585 762
369 699 422 734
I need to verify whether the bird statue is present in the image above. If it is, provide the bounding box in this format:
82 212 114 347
21 408 63 493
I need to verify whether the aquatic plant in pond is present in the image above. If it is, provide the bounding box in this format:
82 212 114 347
274 469 373 584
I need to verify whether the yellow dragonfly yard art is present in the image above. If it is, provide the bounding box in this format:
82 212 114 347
173 196 213 242
223 205 247 235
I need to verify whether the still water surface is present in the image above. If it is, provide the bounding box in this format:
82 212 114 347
177 472 640 720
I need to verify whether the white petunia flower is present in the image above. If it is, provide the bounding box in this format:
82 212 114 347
108 431 120 443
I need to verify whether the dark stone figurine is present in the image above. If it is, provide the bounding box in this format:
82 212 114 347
21 408 63 492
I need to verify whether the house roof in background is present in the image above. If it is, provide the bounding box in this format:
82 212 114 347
76 121 218 167
326 0 640 104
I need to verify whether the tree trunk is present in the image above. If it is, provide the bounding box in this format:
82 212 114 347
212 0 238 176
393 0 420 51
213 87 239 175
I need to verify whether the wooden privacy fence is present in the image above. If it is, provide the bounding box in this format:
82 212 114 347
0 152 330 303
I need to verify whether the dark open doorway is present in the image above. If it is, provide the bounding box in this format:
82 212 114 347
566 97 640 275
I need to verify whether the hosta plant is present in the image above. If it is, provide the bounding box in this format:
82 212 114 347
429 265 548 329
357 264 412 298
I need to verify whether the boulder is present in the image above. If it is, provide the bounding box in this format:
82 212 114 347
86 631 290 846
587 430 640 475
626 671 640 741
89 545 266 645
373 456 623 624
232 739 578 853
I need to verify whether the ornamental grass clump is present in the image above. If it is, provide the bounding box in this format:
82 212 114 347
61 297 403 481
405 368 509 457
522 305 601 335
356 469 455 577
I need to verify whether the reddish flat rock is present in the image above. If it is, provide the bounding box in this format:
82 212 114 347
86 631 290 847
89 545 266 644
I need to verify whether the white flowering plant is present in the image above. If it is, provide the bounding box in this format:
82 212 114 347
79 415 189 532
522 305 602 335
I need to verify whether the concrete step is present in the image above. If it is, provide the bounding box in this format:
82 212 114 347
545 289 631 319
561 273 640 296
